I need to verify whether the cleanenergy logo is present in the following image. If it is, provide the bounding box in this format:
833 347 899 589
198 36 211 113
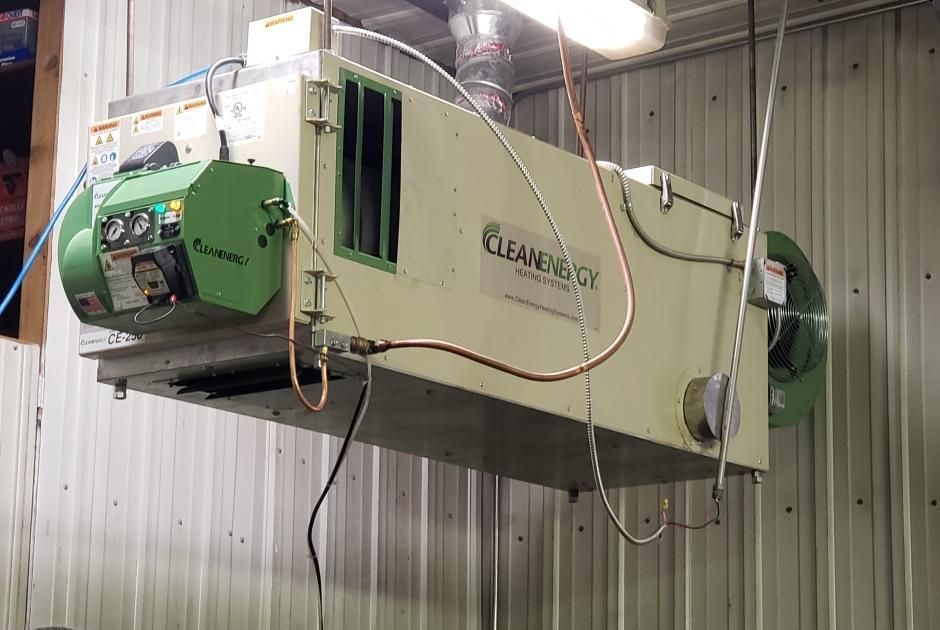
481 222 599 290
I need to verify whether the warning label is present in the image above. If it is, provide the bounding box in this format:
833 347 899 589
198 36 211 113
764 259 787 306
88 119 121 185
173 97 208 141
99 247 148 312
218 84 265 146
131 109 164 136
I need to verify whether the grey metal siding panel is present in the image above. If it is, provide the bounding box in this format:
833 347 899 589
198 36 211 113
0 341 39 630
15 2 937 629
511 7 937 630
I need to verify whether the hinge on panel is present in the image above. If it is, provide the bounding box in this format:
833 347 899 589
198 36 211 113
660 171 673 214
302 268 336 324
305 78 343 131
730 201 745 241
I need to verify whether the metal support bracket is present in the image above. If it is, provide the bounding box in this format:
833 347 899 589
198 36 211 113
730 201 745 241
313 329 354 353
302 268 336 324
305 78 343 131
660 171 673 214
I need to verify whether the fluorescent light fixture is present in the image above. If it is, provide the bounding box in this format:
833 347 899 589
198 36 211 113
497 0 669 60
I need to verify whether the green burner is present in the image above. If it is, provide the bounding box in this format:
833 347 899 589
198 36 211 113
58 160 291 334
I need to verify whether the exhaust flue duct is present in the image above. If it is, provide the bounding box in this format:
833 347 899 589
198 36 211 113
446 0 524 125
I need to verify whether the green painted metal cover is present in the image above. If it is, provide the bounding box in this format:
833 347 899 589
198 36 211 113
58 160 291 334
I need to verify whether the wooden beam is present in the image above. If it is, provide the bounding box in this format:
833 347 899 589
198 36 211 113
18 0 65 345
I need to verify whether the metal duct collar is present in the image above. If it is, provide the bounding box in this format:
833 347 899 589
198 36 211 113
446 0 523 125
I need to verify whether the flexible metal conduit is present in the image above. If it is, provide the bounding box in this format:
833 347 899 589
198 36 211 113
556 21 668 546
596 161 745 270
713 0 790 501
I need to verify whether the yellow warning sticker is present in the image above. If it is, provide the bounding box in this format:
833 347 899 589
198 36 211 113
90 119 120 134
130 108 164 136
87 119 121 185
264 14 294 28
174 97 208 141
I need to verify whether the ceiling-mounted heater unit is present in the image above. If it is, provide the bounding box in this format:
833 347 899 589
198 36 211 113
56 7 825 493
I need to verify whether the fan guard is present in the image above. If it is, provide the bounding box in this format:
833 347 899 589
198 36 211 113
766 232 828 427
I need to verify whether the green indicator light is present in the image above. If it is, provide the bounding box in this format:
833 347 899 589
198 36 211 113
154 203 167 214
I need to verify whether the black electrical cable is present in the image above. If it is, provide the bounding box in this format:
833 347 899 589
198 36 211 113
204 55 246 161
666 498 721 530
308 376 371 629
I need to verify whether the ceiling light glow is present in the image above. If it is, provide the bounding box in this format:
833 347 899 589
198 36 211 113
497 0 669 60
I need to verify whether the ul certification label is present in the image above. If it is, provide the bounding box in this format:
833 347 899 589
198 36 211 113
88 120 121 185
131 109 164 136
174 97 208 141
100 247 148 311
218 84 265 146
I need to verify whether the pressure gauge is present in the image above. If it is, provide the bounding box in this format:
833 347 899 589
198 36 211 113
104 218 124 243
130 212 151 237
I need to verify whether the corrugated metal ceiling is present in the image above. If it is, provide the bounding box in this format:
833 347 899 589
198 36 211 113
329 0 917 90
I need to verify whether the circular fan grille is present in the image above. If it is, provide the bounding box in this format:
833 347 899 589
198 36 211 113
767 256 828 384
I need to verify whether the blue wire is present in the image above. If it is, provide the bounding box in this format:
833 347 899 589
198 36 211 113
0 66 210 319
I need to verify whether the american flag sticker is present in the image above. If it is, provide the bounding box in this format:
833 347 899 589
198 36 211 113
75 291 107 316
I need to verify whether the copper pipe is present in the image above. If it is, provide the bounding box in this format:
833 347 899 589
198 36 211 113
576 48 589 158
288 230 329 412
370 25 638 383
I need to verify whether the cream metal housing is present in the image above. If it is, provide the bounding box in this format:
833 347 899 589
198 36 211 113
81 21 769 491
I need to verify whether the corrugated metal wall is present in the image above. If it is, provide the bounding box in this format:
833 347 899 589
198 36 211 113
11 1 938 629
0 341 39 630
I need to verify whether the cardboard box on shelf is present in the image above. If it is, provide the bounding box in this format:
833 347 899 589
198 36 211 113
0 159 28 242
0 9 38 67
